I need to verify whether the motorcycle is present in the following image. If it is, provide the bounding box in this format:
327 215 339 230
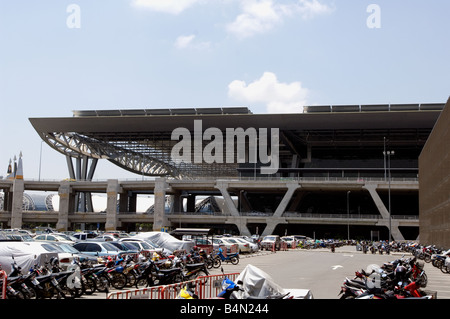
135 259 184 288
217 267 292 299
26 263 71 299
215 248 239 265
338 258 436 299
177 282 199 299
6 257 36 299
182 262 209 281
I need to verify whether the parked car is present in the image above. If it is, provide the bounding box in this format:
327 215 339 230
51 242 99 266
72 232 98 241
34 234 76 244
119 240 158 259
212 237 239 253
26 241 81 270
72 241 126 257
260 235 281 251
238 236 260 252
281 236 297 248
109 241 141 259
228 237 252 253
120 238 166 254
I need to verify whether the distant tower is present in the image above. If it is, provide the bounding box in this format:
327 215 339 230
16 152 23 180
6 158 13 180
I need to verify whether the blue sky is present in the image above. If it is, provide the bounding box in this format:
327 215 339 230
0 0 449 181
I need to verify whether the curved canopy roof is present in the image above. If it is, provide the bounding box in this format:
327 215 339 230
29 104 444 179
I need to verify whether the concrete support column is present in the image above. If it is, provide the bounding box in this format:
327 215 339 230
364 183 404 241
215 181 239 217
363 184 389 219
273 182 300 218
216 181 252 235
10 179 24 229
226 217 252 236
105 179 121 231
118 192 129 213
170 192 182 213
186 194 196 213
56 182 72 231
153 178 170 231
261 217 287 237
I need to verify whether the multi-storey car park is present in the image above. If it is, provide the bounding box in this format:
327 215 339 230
0 101 447 240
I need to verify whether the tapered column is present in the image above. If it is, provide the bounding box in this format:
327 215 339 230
364 183 404 241
215 181 239 217
105 179 121 231
273 182 300 217
10 179 24 229
56 182 73 231
153 178 170 231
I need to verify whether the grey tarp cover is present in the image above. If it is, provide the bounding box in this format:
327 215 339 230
0 241 58 274
233 264 313 299
133 232 195 253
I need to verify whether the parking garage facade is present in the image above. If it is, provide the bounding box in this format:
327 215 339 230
0 103 445 240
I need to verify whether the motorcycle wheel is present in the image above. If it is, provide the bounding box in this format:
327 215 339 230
22 287 37 299
440 265 450 274
173 273 184 284
213 257 222 268
126 272 137 287
82 277 97 295
111 272 127 289
96 274 110 292
206 258 214 269
231 257 239 265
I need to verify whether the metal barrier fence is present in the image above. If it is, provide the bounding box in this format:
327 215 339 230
0 270 6 299
107 273 240 300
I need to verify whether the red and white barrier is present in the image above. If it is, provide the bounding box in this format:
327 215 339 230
0 270 7 299
106 273 240 300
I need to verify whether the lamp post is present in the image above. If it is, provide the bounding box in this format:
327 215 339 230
347 190 350 240
383 150 395 241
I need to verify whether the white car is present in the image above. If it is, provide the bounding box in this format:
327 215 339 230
34 234 76 244
238 237 259 253
225 237 252 253
212 238 239 254
281 236 298 248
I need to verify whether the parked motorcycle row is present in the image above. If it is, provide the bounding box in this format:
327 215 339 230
339 255 436 299
0 244 245 299
412 244 450 274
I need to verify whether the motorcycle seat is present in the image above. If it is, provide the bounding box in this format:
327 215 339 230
185 263 205 270
159 267 182 274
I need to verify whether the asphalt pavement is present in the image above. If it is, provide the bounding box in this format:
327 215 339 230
83 246 450 299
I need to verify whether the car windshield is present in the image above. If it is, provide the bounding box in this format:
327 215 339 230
40 243 64 252
264 236 276 241
144 240 162 249
121 242 139 250
101 243 122 251
56 234 77 241
57 243 81 253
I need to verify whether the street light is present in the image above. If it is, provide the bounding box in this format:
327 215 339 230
383 150 395 241
347 190 351 240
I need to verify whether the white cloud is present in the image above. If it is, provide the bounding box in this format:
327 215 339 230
227 0 334 39
175 35 196 49
174 34 211 50
132 0 202 14
228 72 309 113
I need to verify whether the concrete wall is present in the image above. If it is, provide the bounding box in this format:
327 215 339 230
419 97 450 247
